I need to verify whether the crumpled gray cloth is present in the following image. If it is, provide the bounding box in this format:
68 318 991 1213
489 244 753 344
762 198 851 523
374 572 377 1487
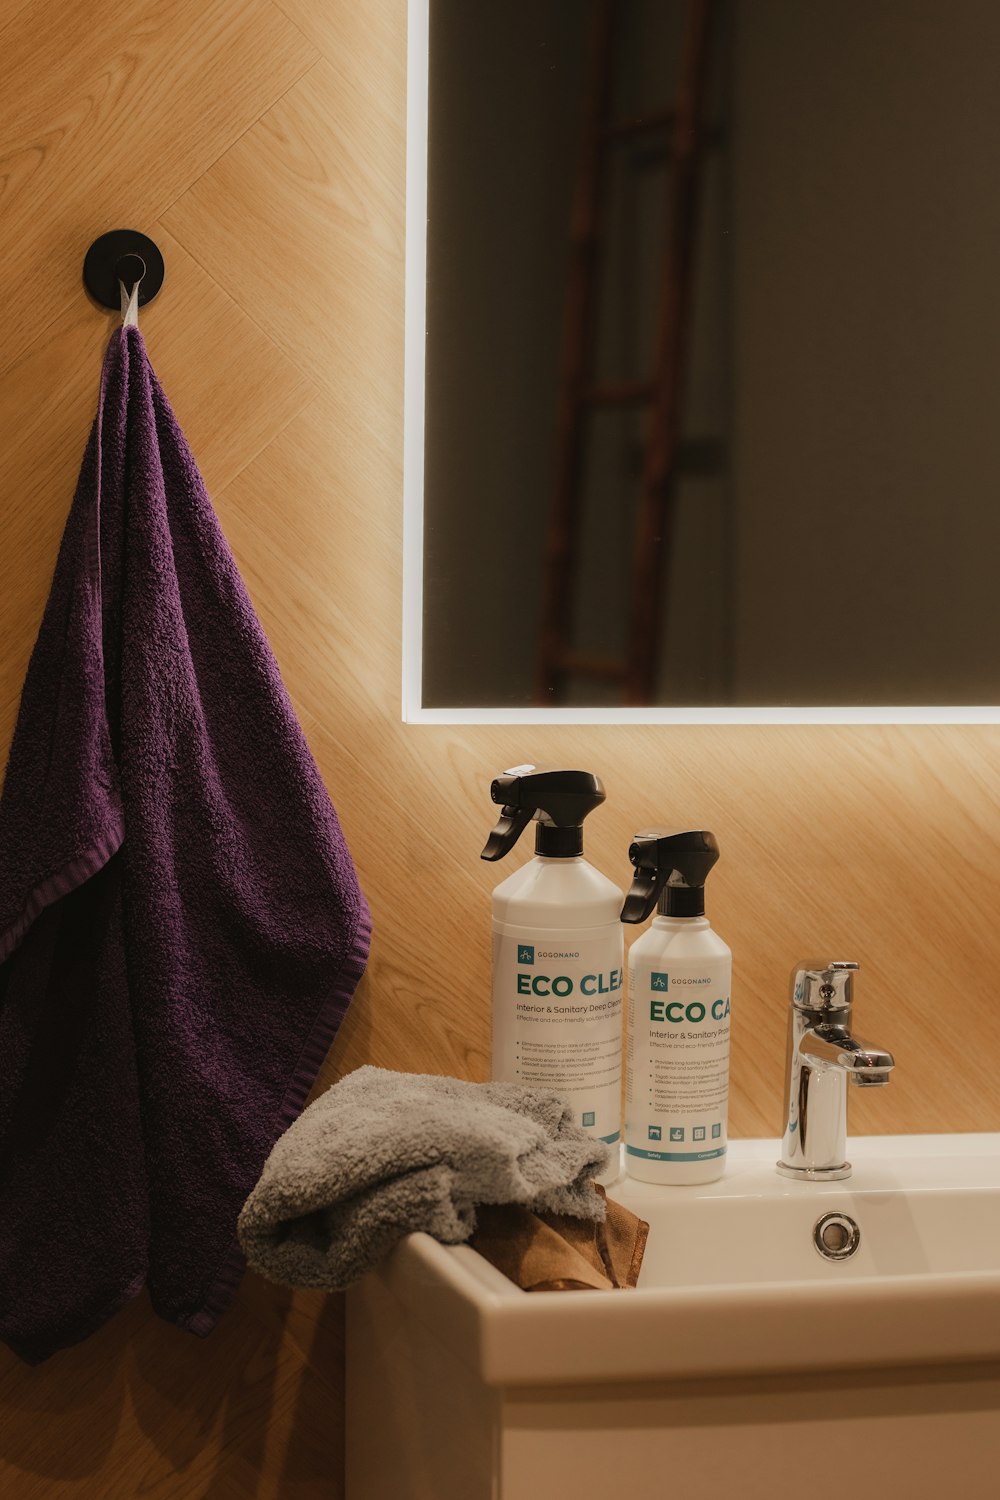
237 1065 610 1290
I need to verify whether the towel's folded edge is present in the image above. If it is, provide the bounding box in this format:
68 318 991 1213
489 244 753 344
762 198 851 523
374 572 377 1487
0 819 125 966
180 896 373 1337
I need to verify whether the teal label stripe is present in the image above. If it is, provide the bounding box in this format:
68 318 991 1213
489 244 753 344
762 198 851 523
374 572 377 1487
626 1145 725 1163
600 1131 621 1144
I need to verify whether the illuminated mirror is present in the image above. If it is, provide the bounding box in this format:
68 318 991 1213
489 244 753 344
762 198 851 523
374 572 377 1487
404 0 1000 724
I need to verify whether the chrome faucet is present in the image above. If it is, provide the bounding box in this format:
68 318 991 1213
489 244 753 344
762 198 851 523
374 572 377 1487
777 961 894 1181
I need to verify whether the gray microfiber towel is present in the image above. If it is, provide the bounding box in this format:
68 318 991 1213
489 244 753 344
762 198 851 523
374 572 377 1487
0 326 370 1364
237 1066 611 1290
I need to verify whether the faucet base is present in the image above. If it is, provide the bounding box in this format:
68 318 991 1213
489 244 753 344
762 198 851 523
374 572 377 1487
776 1159 852 1182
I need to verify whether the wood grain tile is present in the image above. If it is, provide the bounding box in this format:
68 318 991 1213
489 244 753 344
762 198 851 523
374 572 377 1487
0 0 317 373
128 226 317 497
212 392 400 723
274 0 405 89
162 52 406 421
0 0 36 33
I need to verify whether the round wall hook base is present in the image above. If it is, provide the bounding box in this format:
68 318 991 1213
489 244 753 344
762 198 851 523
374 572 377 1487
83 230 164 311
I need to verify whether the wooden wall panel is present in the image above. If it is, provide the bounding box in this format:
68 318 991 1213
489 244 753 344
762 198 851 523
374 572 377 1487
1 1 1000 1495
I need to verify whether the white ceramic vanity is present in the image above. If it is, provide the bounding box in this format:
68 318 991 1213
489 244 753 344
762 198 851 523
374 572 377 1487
346 1135 1000 1498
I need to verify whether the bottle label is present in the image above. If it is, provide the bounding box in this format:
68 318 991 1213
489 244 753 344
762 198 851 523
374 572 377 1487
493 926 624 1143
626 954 730 1161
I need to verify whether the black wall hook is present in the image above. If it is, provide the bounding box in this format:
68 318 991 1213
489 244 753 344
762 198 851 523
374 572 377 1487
83 230 164 311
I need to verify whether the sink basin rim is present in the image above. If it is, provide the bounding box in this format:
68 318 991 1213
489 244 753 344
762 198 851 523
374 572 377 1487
374 1134 1000 1386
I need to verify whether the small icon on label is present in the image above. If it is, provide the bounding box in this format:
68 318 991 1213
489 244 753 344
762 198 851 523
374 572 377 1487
582 1111 595 1127
669 1127 685 1142
651 972 669 991
693 1126 706 1141
518 944 535 964
648 1125 662 1141
711 1123 722 1139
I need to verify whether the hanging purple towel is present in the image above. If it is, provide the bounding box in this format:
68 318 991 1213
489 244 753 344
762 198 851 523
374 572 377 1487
0 326 371 1363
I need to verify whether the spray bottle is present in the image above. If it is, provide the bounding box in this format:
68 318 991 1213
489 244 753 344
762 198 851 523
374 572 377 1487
621 829 731 1184
481 766 624 1156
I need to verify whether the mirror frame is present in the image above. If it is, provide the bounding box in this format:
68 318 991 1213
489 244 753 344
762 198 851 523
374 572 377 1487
401 0 1000 727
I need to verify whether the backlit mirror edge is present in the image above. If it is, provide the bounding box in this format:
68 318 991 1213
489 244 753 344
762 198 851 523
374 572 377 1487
401 0 429 725
400 0 1000 730
406 706 1000 726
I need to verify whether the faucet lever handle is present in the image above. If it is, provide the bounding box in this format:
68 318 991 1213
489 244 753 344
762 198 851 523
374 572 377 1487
791 960 859 1012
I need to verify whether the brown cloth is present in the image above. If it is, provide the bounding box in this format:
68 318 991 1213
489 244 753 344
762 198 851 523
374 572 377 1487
470 1183 648 1291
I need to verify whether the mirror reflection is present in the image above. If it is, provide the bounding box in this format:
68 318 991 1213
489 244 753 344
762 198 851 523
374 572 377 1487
419 0 1000 710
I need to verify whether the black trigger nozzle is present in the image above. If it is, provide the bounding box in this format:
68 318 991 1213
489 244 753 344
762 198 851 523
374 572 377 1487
481 805 533 861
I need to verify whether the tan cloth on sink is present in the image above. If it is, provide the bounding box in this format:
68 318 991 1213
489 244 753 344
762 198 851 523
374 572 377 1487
469 1183 648 1291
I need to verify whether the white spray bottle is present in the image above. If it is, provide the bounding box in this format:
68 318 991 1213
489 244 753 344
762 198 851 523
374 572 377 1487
481 766 624 1158
621 829 731 1184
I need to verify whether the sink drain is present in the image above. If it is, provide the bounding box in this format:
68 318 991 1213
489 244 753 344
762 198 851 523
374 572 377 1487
813 1211 861 1260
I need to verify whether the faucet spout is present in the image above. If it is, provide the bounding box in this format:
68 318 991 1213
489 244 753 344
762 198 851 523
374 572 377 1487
798 1023 895 1081
777 962 894 1181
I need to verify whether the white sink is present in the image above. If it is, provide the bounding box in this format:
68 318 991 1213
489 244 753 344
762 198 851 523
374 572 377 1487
346 1136 1000 1500
626 1128 995 1284
628 1133 999 1286
379 1134 1000 1384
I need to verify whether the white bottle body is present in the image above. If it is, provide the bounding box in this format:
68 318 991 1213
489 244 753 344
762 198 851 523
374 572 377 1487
626 915 732 1184
491 856 624 1158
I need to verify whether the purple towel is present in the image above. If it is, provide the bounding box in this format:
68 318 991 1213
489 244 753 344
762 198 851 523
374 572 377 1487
0 326 371 1363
